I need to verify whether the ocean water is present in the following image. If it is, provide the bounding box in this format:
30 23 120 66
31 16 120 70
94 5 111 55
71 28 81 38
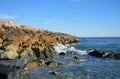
28 37 120 79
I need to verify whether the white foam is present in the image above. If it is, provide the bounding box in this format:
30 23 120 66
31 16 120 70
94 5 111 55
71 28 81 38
54 43 88 55
54 43 68 54
68 47 88 55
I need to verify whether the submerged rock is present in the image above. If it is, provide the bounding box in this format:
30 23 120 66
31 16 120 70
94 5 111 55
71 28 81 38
50 71 62 76
110 53 120 60
73 56 79 59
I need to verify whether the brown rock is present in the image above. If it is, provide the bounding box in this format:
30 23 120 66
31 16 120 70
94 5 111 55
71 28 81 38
38 59 45 67
6 50 18 59
0 21 15 27
26 62 38 69
41 35 54 45
5 43 19 52
46 61 58 67
0 38 3 44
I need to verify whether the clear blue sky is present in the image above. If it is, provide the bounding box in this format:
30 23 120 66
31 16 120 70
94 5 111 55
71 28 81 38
0 0 120 37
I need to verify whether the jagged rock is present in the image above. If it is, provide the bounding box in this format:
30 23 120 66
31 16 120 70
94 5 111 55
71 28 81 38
18 50 34 67
43 46 54 59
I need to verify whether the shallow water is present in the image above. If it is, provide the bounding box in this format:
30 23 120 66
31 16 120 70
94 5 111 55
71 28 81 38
28 37 120 79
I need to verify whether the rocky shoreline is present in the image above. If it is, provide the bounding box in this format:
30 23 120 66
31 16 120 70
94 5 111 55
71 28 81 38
0 20 78 79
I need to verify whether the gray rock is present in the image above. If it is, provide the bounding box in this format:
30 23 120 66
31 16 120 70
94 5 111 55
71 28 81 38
89 49 120 60
0 60 29 79
17 50 33 67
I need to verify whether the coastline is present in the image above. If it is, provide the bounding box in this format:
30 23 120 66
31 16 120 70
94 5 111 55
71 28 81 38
0 20 78 79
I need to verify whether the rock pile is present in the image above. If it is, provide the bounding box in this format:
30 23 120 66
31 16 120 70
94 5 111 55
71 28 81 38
0 20 78 79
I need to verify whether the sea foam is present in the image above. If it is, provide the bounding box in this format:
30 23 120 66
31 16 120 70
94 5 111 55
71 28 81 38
54 43 88 55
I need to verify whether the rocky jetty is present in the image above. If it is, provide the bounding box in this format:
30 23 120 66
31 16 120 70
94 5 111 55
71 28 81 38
0 20 78 79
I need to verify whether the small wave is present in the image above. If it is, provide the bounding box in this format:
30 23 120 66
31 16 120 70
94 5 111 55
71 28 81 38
54 43 68 54
68 47 88 55
54 43 88 55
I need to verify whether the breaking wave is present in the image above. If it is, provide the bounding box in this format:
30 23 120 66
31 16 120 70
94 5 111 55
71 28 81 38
54 43 88 55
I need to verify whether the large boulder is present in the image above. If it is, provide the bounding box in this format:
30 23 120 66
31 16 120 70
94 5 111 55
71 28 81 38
0 50 18 60
6 50 18 59
0 60 29 79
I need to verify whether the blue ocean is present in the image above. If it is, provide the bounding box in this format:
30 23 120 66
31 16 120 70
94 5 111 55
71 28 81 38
28 37 120 79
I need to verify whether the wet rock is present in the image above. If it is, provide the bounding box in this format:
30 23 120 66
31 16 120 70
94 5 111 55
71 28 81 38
26 62 38 69
110 53 120 60
73 56 78 59
101 51 110 57
0 64 17 79
89 49 120 60
59 52 66 56
0 60 28 79
46 61 58 67
17 50 34 67
88 49 110 58
89 49 103 57
44 50 53 59
50 71 62 76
